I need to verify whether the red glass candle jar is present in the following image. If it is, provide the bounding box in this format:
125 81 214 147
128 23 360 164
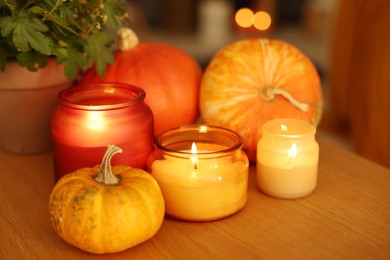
51 83 154 181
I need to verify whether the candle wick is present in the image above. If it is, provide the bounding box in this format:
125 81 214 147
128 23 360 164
194 163 198 170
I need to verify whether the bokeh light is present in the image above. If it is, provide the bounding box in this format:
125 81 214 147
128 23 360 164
253 11 271 30
235 8 254 28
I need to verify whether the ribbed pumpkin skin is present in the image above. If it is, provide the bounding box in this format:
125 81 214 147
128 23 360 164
200 38 323 161
49 165 165 254
80 43 202 135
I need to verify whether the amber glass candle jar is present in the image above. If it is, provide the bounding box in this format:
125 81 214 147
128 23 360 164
147 124 249 222
51 83 154 181
256 118 319 199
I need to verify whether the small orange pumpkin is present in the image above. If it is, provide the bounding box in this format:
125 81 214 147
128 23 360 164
200 38 323 161
49 145 165 254
80 28 202 135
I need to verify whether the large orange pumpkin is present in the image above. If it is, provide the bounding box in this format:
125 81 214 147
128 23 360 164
200 38 323 162
80 28 202 135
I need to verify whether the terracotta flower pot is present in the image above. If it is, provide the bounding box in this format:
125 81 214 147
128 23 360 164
0 59 73 153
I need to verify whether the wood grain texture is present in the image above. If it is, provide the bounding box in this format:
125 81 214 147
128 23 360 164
0 139 389 259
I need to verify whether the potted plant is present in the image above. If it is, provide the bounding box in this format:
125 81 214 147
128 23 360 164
0 0 128 153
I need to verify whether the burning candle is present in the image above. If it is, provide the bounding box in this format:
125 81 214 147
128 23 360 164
51 83 154 181
147 124 249 222
256 118 319 199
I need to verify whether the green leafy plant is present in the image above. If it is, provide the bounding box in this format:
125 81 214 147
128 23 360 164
0 0 129 79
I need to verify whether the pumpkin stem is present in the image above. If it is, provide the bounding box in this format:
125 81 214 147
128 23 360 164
117 27 139 51
260 87 309 112
95 145 123 185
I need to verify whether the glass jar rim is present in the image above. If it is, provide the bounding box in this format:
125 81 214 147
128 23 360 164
154 124 244 158
58 82 145 111
262 118 316 139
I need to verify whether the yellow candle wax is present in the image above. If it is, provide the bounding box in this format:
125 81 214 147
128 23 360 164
151 151 248 221
147 125 249 221
256 119 319 199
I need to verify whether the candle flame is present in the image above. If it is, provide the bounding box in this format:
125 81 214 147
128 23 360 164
191 142 198 154
190 142 198 168
281 124 288 131
288 144 298 158
87 111 104 130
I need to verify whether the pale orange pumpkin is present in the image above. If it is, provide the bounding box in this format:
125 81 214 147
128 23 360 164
49 145 165 254
200 38 323 161
80 28 202 135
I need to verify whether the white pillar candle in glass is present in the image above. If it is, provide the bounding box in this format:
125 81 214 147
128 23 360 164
256 118 319 199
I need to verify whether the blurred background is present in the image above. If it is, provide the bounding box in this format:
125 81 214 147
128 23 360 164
127 0 332 70
125 0 390 168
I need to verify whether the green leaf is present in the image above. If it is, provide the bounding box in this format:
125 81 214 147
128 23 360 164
104 1 125 31
16 52 48 71
62 46 85 80
52 47 68 64
0 15 51 55
0 16 14 36
84 32 114 77
28 5 45 15
51 45 84 80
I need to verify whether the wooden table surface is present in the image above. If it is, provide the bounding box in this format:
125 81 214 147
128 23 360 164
0 139 389 259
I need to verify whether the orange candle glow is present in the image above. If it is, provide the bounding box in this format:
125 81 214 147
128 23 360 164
147 125 249 221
